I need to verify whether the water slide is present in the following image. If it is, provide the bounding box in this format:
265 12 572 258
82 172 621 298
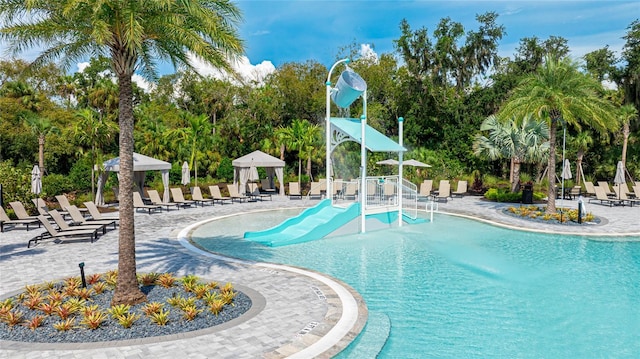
244 199 360 247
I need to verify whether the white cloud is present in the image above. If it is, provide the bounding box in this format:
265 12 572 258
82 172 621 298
359 44 379 63
188 53 275 85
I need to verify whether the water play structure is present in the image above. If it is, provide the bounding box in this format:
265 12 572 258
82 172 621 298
245 58 423 246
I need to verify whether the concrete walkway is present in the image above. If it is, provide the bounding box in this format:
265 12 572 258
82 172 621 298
1 194 638 359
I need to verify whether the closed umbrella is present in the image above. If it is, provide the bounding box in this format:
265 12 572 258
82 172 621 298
31 165 42 195
561 159 572 180
613 161 625 199
181 161 190 186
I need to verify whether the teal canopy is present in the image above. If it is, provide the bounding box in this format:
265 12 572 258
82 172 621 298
331 117 406 153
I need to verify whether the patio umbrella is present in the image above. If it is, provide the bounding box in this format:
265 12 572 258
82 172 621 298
181 161 190 186
404 159 432 168
613 161 625 199
376 159 399 165
31 165 42 195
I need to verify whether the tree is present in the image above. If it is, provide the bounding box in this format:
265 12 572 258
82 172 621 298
499 56 618 213
166 113 213 184
276 119 320 183
23 113 58 174
569 130 594 186
1 0 244 305
619 104 638 167
473 114 549 192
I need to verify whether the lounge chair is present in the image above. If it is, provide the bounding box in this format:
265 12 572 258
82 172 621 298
452 180 468 198
308 182 323 199
191 186 215 206
170 188 197 208
133 192 162 213
343 182 358 200
28 215 99 248
332 179 344 199
32 198 56 218
48 209 107 234
247 183 271 201
435 182 451 203
56 194 89 216
418 180 433 201
227 184 249 203
383 182 396 203
83 201 119 221
583 181 596 197
613 186 640 207
288 182 302 200
597 181 615 198
589 186 623 207
9 201 38 221
633 185 640 199
0 206 40 232
208 185 233 205
148 189 181 210
260 178 276 193
67 205 117 230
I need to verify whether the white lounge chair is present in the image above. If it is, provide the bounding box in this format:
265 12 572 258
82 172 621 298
435 181 451 203
83 201 119 221
147 189 181 210
452 180 468 198
247 183 272 201
9 201 38 221
0 206 40 232
288 182 302 199
56 194 89 216
227 184 249 203
67 205 117 230
170 188 197 208
133 192 162 213
29 215 99 248
589 186 623 207
191 186 215 206
48 209 106 234
418 180 433 201
208 185 233 205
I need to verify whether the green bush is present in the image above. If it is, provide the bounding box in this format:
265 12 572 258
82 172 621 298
0 161 31 208
216 157 234 182
68 157 93 192
43 173 74 197
484 187 544 203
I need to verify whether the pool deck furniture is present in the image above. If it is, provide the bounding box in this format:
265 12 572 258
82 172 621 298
452 180 468 198
56 194 89 216
227 185 249 203
29 215 99 247
170 188 197 208
583 181 597 197
247 183 272 201
589 186 624 207
597 181 615 198
288 182 302 200
133 192 163 214
434 181 451 203
0 206 40 232
614 186 640 207
83 201 119 221
418 180 433 201
8 201 38 221
147 189 181 211
67 205 117 230
48 209 106 234
191 186 215 206
209 185 233 205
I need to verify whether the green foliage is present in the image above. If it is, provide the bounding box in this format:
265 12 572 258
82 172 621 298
43 174 74 197
67 156 93 192
484 187 546 202
0 161 31 206
216 157 234 182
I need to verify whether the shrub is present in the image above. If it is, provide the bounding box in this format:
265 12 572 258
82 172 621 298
43 174 74 197
216 157 234 182
67 157 93 192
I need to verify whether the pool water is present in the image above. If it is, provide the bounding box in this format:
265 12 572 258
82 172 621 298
190 209 640 358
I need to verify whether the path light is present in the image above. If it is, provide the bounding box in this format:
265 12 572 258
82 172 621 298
79 262 87 288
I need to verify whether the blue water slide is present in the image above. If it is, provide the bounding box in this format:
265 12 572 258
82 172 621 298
244 199 360 247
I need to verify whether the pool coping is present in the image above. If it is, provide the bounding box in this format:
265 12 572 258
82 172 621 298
176 212 369 358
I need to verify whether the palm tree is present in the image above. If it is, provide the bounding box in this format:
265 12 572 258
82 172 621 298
276 119 320 184
166 113 213 185
1 0 244 305
473 114 549 192
619 104 638 168
499 56 618 213
23 113 58 174
569 130 594 186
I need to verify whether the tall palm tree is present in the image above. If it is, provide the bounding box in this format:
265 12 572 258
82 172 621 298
166 113 213 185
569 130 594 186
1 0 244 305
23 113 58 174
473 114 549 192
619 104 638 168
499 56 618 213
276 119 319 184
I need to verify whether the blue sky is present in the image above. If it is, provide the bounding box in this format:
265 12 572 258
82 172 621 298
232 0 638 69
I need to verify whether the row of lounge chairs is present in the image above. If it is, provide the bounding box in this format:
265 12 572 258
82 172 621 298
418 180 467 203
587 181 640 207
134 184 273 213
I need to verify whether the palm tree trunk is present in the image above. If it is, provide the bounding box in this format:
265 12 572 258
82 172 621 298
621 121 629 167
112 72 146 306
546 119 558 214
38 135 45 173
511 160 521 192
575 150 584 186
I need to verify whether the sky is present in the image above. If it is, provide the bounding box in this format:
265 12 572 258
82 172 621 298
1 1 638 87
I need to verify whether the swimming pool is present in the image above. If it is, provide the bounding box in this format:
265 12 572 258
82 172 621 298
190 209 640 358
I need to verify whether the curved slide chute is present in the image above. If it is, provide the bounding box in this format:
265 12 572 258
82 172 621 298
244 199 360 247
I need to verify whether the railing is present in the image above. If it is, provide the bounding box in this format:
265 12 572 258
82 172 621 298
401 178 418 220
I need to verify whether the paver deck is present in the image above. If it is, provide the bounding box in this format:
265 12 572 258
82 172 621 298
1 194 638 358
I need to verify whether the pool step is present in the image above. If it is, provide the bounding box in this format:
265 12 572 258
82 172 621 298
336 311 391 358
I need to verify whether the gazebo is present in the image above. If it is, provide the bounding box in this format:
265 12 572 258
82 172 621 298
232 150 285 196
95 152 171 205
